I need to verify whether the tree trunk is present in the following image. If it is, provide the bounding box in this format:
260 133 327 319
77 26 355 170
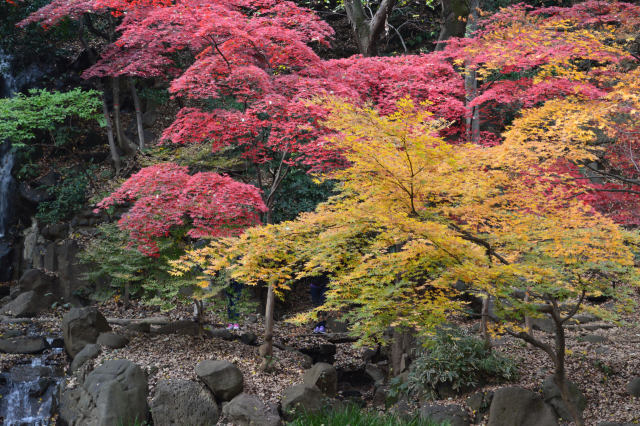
123 282 130 310
552 307 584 426
464 0 480 142
480 294 491 347
436 0 470 51
524 290 533 337
111 77 137 154
344 0 397 57
129 77 145 150
101 92 122 174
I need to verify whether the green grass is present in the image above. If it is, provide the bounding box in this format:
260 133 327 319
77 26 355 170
286 404 448 426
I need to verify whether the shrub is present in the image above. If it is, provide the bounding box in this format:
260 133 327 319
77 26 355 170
287 404 446 426
36 167 89 224
405 327 518 399
78 223 191 308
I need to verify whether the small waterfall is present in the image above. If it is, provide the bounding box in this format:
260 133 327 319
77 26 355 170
0 346 64 425
0 143 14 239
0 49 16 281
0 49 16 98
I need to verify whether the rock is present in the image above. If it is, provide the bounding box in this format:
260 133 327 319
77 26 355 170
575 323 615 331
70 344 101 373
626 377 640 397
281 383 324 420
420 404 470 426
155 320 200 336
97 332 129 349
239 332 257 346
195 360 244 401
150 379 219 426
29 377 53 397
208 328 234 340
325 333 357 343
365 364 386 385
1 290 55 317
466 390 494 414
41 223 69 241
62 307 111 358
60 360 148 426
303 363 337 397
531 317 555 333
580 334 609 344
299 343 336 364
488 386 558 426
0 335 47 353
362 346 381 363
222 393 281 426
542 375 586 421
573 314 598 324
372 384 389 406
19 181 54 204
126 322 151 333
16 269 58 293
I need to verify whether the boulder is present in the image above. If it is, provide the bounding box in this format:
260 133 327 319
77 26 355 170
16 269 58 294
0 335 47 354
150 379 219 426
60 360 148 426
626 377 640 397
466 390 494 414
62 307 111 358
208 328 234 340
41 223 69 241
299 343 336 364
70 344 101 373
240 332 257 346
303 363 337 397
542 375 586 421
580 334 609 344
126 322 151 333
420 404 470 426
222 393 281 426
488 386 557 426
97 332 129 349
195 360 244 401
365 364 386 385
1 290 55 317
531 317 556 333
281 383 324 420
155 320 200 336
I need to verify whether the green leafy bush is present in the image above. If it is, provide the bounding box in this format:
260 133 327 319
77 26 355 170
36 167 90 224
0 88 102 148
78 223 192 307
406 327 518 399
287 404 446 426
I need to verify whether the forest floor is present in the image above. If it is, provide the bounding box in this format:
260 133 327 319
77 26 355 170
1 295 639 425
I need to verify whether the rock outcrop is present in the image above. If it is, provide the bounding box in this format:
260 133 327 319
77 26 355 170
60 360 148 426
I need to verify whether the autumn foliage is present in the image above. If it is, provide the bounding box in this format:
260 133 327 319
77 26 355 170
97 164 266 255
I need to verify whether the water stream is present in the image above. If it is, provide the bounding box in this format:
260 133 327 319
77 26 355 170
0 343 64 426
0 49 58 426
0 48 16 281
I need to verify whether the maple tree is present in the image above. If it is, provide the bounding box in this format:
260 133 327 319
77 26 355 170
174 96 639 423
96 163 267 256
441 1 640 225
